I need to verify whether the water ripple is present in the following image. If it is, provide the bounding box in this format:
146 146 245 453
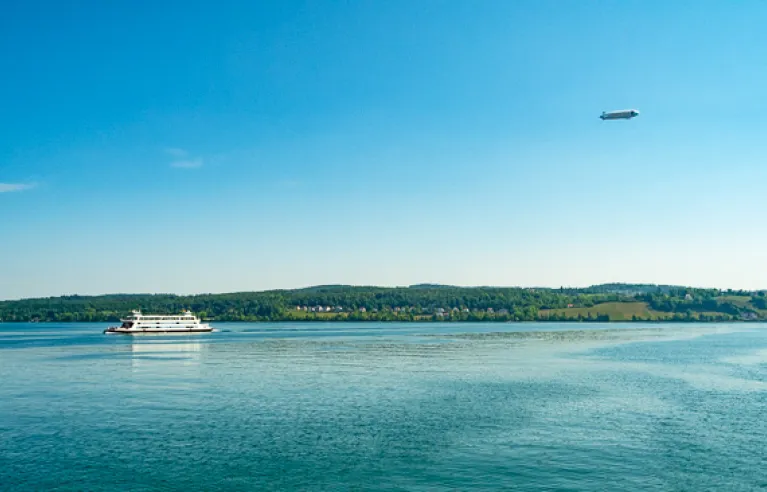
1 322 766 490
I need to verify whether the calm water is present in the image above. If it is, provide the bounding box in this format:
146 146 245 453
2 322 766 491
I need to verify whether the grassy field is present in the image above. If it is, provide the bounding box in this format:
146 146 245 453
540 302 670 321
716 295 752 307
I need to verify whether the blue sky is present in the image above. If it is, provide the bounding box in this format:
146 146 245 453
2 1 767 299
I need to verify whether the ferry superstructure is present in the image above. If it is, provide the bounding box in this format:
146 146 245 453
104 310 213 334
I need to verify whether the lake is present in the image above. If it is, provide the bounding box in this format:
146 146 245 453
1 322 766 491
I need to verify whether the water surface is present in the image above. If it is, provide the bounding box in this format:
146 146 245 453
2 322 766 491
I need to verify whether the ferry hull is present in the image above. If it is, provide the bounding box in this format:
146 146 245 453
104 327 213 334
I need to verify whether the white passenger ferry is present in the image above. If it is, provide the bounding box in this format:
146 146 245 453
104 310 213 334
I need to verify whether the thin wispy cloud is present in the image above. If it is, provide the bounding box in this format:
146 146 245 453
164 147 189 158
165 147 203 169
170 158 204 169
0 182 36 193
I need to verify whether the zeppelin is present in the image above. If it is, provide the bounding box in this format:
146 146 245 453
599 109 639 120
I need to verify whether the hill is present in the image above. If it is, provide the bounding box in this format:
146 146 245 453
1 284 765 323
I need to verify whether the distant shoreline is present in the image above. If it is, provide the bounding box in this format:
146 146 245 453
1 284 763 323
1 318 760 324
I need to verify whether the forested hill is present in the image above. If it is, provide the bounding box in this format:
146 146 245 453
1 284 765 322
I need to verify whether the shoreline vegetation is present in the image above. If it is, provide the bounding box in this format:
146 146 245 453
1 283 765 323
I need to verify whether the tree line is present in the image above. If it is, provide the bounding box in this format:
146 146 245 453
0 284 763 322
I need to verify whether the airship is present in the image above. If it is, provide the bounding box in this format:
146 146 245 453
600 109 639 120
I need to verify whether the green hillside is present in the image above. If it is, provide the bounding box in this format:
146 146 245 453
541 302 657 321
540 301 740 322
0 284 764 322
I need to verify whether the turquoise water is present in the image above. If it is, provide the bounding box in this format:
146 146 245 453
2 322 766 491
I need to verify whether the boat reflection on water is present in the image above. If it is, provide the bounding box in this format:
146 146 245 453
128 338 205 373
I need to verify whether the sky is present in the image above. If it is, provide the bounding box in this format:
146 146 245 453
2 0 767 299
